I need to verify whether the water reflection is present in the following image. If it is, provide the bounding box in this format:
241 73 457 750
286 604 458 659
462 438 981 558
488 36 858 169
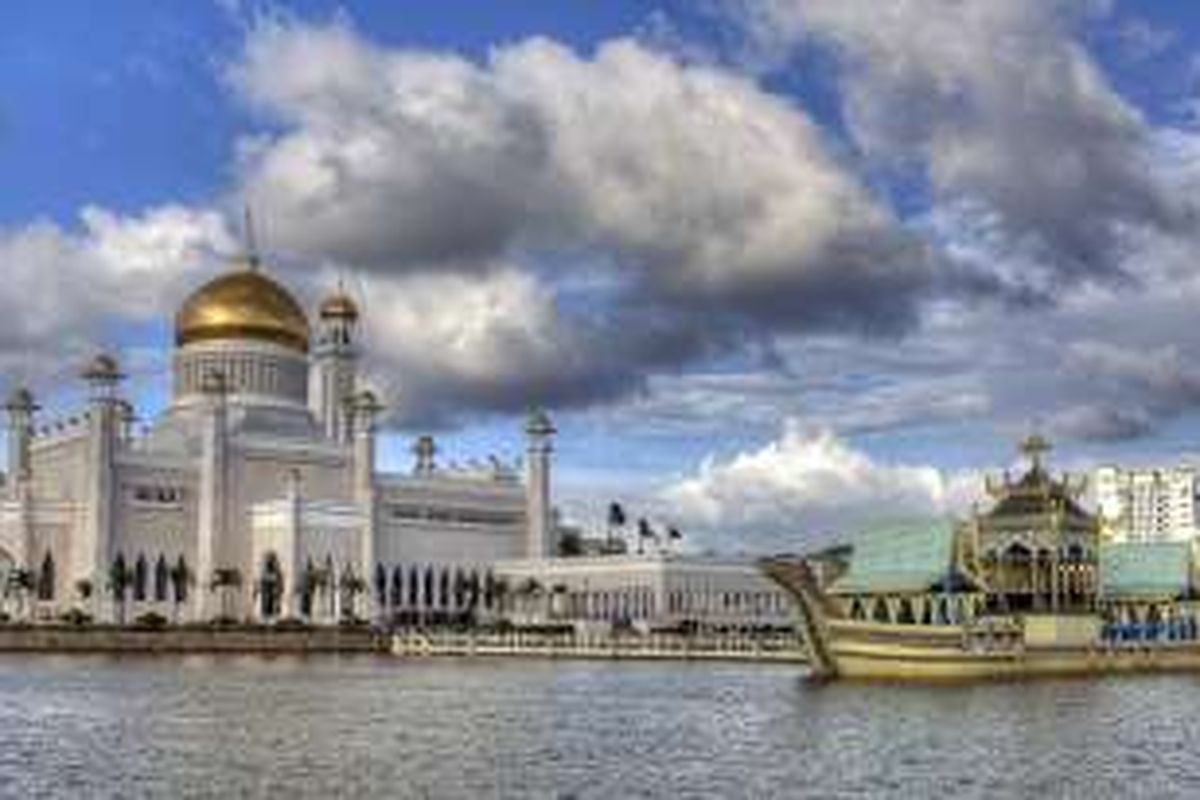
0 656 1198 797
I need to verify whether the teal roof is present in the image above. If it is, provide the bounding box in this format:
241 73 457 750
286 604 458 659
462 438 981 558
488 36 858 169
1099 542 1192 599
831 520 958 595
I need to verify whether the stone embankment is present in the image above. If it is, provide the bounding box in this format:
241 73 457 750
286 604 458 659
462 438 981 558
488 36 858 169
0 625 384 653
392 630 807 663
0 626 806 662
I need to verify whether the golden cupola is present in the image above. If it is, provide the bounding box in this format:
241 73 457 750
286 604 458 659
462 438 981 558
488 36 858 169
175 256 310 353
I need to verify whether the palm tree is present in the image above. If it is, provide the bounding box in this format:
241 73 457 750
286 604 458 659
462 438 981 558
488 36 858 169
607 502 626 554
210 568 242 621
667 526 683 555
637 518 655 556
296 560 322 620
5 568 34 620
339 572 366 621
109 555 131 624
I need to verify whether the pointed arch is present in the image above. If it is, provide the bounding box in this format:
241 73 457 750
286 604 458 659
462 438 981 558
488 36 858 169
871 597 890 624
391 565 404 609
374 563 387 607
171 556 188 604
133 554 148 602
423 566 434 608
409 565 419 607
299 557 316 619
154 555 168 602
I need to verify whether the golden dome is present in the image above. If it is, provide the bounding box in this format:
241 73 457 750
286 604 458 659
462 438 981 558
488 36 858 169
175 265 310 353
318 291 359 321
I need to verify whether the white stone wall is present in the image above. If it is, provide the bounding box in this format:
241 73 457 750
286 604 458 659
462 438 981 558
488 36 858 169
494 556 796 630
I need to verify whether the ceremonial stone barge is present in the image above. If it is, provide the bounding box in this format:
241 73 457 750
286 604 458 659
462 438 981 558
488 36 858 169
763 437 1200 681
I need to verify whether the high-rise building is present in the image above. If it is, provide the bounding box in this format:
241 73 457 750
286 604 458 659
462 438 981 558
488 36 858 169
1093 465 1198 543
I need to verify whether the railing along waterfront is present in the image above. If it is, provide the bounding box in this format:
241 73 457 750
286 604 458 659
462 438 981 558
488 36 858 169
390 630 807 663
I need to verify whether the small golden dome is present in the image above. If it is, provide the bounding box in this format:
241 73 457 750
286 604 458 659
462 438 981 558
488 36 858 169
176 265 310 353
81 353 123 382
319 292 359 321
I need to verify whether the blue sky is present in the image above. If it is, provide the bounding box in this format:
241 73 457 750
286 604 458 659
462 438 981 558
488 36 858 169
8 1 1200 552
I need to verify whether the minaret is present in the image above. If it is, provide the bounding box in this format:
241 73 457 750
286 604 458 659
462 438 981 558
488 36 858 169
524 409 555 559
4 387 37 573
350 389 382 620
310 286 360 443
80 354 124 620
4 386 37 490
413 435 437 475
195 369 229 621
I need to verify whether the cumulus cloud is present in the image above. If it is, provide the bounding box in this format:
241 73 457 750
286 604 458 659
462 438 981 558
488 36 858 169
730 0 1191 291
355 268 634 426
0 205 230 385
660 421 980 551
221 19 952 421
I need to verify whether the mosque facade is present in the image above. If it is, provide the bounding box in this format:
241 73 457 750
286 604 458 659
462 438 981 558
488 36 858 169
0 251 555 625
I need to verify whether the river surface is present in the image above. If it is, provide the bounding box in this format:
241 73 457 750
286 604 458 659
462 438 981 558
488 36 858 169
0 655 1197 798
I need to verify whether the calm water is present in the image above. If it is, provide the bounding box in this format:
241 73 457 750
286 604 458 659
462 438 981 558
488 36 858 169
0 656 1197 798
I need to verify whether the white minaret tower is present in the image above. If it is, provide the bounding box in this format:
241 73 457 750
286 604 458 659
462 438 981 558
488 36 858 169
350 389 381 621
310 286 360 443
4 386 37 491
195 369 229 621
524 408 556 559
80 354 124 620
4 386 37 575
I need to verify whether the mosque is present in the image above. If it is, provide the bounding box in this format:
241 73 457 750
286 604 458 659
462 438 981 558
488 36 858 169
0 247 555 624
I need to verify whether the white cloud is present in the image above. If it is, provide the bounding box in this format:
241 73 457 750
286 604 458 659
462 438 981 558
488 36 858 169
230 20 932 319
732 0 1187 289
661 421 980 551
0 205 230 385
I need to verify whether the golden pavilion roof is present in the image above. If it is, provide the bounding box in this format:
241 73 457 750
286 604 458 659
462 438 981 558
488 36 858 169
318 293 359 322
175 259 310 353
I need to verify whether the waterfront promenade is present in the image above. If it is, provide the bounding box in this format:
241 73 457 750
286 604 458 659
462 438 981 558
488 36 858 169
0 624 806 662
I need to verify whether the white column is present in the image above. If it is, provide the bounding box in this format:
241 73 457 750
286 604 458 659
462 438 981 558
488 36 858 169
524 409 555 559
195 371 228 621
350 390 381 622
80 359 123 620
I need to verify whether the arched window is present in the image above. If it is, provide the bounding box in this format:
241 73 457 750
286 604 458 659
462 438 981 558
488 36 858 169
374 563 387 607
423 567 434 608
154 556 168 602
409 566 420 607
260 553 283 618
300 558 316 618
171 556 188 604
133 554 148 601
484 571 495 610
468 570 480 608
453 568 466 608
37 551 54 601
391 566 404 608
439 569 450 608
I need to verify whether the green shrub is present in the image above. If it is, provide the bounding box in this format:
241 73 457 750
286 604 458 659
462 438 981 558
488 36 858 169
60 608 93 627
274 617 310 631
133 611 169 630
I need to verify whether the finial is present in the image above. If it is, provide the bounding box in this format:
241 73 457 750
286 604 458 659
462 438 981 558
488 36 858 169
1019 433 1051 470
243 204 260 270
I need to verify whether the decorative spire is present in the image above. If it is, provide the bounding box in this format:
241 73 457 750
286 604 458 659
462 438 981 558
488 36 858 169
243 205 260 271
1019 433 1052 471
